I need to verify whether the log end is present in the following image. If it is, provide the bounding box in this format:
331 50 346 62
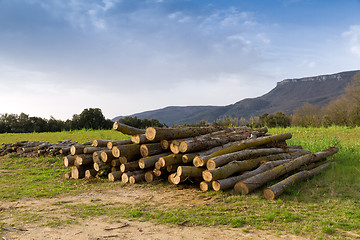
145 171 154 182
138 159 145 169
160 140 169 150
107 142 113 149
108 172 115 182
121 174 129 183
158 158 166 168
263 188 276 200
120 164 126 173
234 182 249 195
145 127 156 141
170 142 179 154
131 135 141 144
112 147 120 158
92 140 99 147
140 145 149 158
70 145 76 156
93 162 100 171
178 142 188 153
193 156 204 168
206 160 216 170
200 181 211 192
202 170 213 182
100 151 108 162
129 176 136 184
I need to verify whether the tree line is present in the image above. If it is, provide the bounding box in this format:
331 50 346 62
0 108 165 133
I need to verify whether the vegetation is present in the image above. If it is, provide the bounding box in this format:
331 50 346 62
118 116 166 129
0 127 359 239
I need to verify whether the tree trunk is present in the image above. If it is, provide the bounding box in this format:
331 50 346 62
235 146 338 194
120 161 140 172
64 155 76 167
264 162 331 200
158 154 184 168
140 142 166 157
111 144 140 158
138 153 169 169
200 181 212 192
113 121 145 135
194 133 292 167
212 159 292 191
177 166 204 178
108 171 122 182
206 148 287 170
145 126 223 142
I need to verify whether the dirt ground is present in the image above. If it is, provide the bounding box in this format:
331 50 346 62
0 185 308 240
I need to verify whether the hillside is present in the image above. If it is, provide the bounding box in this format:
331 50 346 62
113 70 360 126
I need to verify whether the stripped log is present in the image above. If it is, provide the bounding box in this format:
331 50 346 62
206 148 287 170
212 159 292 191
194 133 292 167
264 162 331 200
138 153 169 169
140 142 166 157
235 146 338 194
145 126 222 142
113 122 145 135
120 161 140 172
108 171 122 182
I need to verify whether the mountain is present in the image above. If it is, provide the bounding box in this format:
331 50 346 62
113 70 360 126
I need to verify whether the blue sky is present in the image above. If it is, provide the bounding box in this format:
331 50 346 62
1 0 360 120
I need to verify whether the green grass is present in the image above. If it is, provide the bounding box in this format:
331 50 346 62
1 127 360 239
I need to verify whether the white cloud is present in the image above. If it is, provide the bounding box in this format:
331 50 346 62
342 25 360 57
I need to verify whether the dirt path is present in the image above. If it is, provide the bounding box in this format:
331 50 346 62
0 185 308 240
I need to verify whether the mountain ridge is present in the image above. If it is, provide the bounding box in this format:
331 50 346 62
113 70 360 126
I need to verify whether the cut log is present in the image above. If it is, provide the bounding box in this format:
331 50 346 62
145 171 156 182
111 166 120 172
264 162 331 200
93 161 111 172
212 159 292 191
206 148 287 170
60 147 70 155
85 169 97 179
111 144 140 158
129 173 146 184
194 133 292 167
182 153 198 163
131 134 151 144
100 150 115 163
93 139 111 148
121 170 145 183
92 151 102 164
178 131 251 153
120 161 140 172
140 142 166 157
138 153 169 169
235 146 338 194
158 154 184 168
145 126 222 142
173 174 188 185
177 166 204 178
71 165 89 179
160 140 170 150
64 172 72 179
168 173 177 184
106 140 133 149
113 121 145 135
200 181 212 192
153 168 167 177
108 171 122 182
70 143 91 155
111 159 121 167
64 155 76 167
83 147 106 154
75 154 94 166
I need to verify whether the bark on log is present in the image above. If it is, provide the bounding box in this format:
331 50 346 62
235 146 338 194
145 171 156 182
92 151 102 164
206 148 287 170
264 162 331 200
129 173 146 184
145 126 222 142
168 173 177 184
158 154 184 168
83 147 107 154
153 169 167 177
64 155 76 167
75 154 93 166
108 171 122 182
85 169 97 179
71 165 89 179
107 140 133 149
173 174 188 185
111 166 120 172
177 166 205 178
131 134 151 144
111 144 140 158
111 159 121 167
160 140 170 150
113 121 145 135
93 161 111 172
178 131 251 153
182 153 198 163
70 143 91 155
93 139 111 148
140 142 166 157
194 133 292 167
200 181 212 192
212 159 292 191
121 170 145 183
138 153 169 169
120 161 140 172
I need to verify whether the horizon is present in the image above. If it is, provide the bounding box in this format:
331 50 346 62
1 0 360 120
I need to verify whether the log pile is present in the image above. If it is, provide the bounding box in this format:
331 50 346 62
61 122 338 199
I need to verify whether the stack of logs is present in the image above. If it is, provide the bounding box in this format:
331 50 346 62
0 140 81 158
64 122 338 199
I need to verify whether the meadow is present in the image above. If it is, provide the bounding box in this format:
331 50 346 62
0 127 359 239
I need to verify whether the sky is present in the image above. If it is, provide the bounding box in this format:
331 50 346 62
1 0 360 120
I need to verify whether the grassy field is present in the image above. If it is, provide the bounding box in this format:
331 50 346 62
0 127 359 239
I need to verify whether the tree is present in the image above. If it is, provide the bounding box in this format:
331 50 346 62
291 104 321 127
